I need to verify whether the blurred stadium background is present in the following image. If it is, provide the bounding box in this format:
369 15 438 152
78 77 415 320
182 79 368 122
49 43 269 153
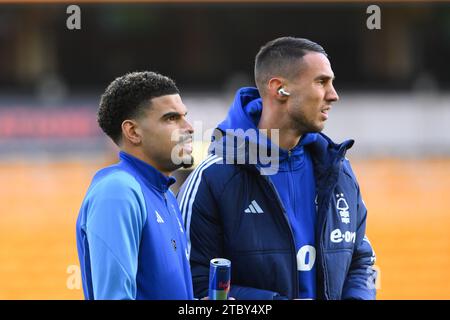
0 1 449 299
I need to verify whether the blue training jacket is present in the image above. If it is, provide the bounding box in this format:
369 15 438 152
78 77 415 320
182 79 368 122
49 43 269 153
76 151 194 300
177 87 377 300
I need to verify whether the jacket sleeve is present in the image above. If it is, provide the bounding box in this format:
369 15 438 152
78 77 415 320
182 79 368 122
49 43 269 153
342 161 377 300
177 165 286 300
85 177 146 300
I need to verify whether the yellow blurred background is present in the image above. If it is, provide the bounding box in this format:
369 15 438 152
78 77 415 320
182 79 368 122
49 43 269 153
1 157 449 299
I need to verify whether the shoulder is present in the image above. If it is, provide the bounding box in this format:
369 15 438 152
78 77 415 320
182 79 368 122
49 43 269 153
187 154 227 178
81 167 148 229
342 158 359 183
178 154 244 203
90 167 142 198
84 167 147 217
191 154 243 188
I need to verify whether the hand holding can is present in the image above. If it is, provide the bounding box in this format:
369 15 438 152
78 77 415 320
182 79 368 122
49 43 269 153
208 258 231 300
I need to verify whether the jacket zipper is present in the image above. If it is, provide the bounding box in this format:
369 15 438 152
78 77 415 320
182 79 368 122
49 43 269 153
317 191 330 299
162 191 181 248
262 175 299 299
287 150 295 214
317 157 346 300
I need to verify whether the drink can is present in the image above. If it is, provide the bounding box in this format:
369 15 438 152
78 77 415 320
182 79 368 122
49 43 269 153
208 258 231 300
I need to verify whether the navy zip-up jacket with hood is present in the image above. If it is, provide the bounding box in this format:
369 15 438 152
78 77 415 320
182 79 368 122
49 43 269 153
178 87 377 300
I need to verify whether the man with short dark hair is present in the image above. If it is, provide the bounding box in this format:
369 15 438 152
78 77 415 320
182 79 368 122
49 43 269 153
178 37 377 300
76 71 195 299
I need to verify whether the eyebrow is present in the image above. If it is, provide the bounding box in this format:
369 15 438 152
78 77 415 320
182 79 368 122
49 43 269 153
161 111 187 119
314 74 335 81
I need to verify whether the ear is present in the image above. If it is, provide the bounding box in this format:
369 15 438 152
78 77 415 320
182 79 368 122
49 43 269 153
268 78 288 101
121 119 142 145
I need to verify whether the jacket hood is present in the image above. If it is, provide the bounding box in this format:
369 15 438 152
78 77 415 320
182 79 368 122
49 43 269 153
217 87 262 133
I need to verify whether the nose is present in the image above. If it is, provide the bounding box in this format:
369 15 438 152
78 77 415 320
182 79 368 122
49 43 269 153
183 118 194 135
327 84 339 102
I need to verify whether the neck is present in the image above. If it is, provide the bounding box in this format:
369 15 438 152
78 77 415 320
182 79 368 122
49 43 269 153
121 145 172 177
257 100 302 151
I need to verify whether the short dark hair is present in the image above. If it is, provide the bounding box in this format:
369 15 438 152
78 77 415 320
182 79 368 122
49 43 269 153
97 71 179 144
254 37 327 93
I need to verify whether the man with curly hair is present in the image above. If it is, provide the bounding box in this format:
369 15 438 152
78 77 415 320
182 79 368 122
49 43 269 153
76 71 195 300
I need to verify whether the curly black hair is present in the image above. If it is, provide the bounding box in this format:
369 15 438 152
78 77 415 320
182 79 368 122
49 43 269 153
97 71 179 144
